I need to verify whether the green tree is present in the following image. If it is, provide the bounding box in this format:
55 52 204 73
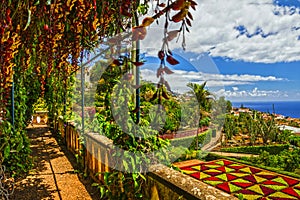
187 82 213 124
213 96 232 114
244 112 259 145
222 115 239 145
256 113 278 144
278 129 293 143
187 82 214 149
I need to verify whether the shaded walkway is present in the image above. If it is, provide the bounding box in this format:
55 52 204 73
11 125 99 200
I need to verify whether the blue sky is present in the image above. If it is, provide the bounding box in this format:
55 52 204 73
139 0 300 102
212 57 300 101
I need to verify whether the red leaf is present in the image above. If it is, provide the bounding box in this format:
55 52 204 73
120 7 133 17
186 26 190 32
186 18 192 27
156 66 164 78
164 66 174 74
190 0 198 10
166 55 179 65
190 0 198 6
167 30 179 41
150 91 158 101
172 11 185 23
172 0 185 11
132 26 147 41
112 59 121 66
158 3 166 7
158 50 165 60
161 90 169 99
164 81 171 91
131 107 140 113
158 78 171 91
141 17 155 27
187 12 193 20
132 61 144 67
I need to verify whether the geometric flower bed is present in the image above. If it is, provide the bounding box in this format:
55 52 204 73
177 159 300 200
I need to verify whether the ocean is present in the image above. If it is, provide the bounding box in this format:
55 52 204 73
231 101 300 119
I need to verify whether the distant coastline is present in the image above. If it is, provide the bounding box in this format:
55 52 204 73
231 101 300 119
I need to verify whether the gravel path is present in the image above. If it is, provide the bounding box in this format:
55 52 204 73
11 125 100 200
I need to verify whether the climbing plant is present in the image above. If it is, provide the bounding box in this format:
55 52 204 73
1 5 197 198
0 0 150 175
90 1 198 199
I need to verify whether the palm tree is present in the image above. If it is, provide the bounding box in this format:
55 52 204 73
187 82 214 149
187 82 213 120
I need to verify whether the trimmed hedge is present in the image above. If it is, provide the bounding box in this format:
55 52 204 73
219 144 290 155
170 129 212 150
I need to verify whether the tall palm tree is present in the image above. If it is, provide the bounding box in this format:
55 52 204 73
187 82 214 149
187 82 213 120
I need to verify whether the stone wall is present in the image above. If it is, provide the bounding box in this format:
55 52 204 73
54 118 237 200
146 164 236 200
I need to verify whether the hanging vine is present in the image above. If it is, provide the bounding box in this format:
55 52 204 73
91 1 197 199
0 0 197 181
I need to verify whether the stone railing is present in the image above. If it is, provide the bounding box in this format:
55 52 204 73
53 118 236 199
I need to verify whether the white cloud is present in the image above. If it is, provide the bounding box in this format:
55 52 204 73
141 0 300 63
140 69 283 93
232 87 239 91
215 88 284 100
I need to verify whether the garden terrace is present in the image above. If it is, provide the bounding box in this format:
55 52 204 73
2 1 300 200
14 115 299 199
9 114 300 200
52 117 234 199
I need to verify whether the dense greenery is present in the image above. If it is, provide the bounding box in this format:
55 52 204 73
0 0 197 178
289 135 300 147
219 144 290 155
249 149 300 173
170 129 212 149
222 111 292 146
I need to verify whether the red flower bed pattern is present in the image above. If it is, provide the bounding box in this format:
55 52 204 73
178 159 300 199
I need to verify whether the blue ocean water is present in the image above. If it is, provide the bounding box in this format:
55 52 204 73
231 101 300 119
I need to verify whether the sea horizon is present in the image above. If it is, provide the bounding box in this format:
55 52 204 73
231 100 300 102
231 100 300 119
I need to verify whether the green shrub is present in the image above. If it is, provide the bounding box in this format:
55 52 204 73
289 135 300 147
170 130 212 150
249 149 300 173
220 144 289 155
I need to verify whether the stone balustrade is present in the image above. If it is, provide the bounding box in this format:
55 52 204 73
53 118 237 199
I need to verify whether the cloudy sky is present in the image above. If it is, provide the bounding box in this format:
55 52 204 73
139 0 300 101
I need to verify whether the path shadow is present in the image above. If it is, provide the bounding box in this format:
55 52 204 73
11 177 58 200
52 132 100 199
28 127 66 175
11 126 100 200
